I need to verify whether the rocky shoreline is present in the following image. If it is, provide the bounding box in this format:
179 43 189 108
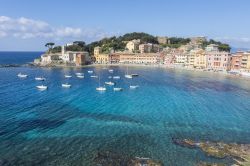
172 138 250 166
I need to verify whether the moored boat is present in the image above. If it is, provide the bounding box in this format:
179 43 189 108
96 87 106 91
125 74 133 79
62 83 71 88
113 76 120 79
91 75 98 78
88 70 93 74
109 69 114 73
75 72 84 76
36 85 48 90
105 81 115 86
125 66 133 78
17 73 28 78
35 77 46 81
130 85 139 89
77 75 84 78
65 75 72 78
113 87 123 91
131 74 139 77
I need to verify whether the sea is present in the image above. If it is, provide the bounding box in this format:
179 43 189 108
0 51 250 166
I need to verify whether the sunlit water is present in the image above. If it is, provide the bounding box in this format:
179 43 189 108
0 53 250 165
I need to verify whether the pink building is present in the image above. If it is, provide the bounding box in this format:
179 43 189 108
206 51 230 71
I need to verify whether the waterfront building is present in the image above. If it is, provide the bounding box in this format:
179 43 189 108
230 52 243 71
109 53 120 64
75 52 90 66
95 53 110 64
187 50 195 68
119 53 162 64
193 49 206 69
94 46 110 64
126 39 140 52
40 54 61 65
241 52 250 71
174 50 188 66
205 47 230 71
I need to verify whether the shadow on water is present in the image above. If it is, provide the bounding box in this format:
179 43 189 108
0 101 142 139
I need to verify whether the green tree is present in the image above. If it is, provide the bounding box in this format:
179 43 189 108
45 42 55 53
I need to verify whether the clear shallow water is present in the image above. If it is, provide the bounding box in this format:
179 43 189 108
0 59 250 165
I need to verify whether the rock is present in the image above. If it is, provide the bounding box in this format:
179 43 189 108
172 138 250 166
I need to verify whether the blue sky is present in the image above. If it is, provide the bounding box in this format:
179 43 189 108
0 0 250 51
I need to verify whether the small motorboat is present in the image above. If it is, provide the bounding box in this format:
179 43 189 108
131 74 139 77
108 76 112 79
75 72 84 76
96 87 106 91
113 76 120 79
77 75 84 78
36 85 48 90
88 70 93 74
17 73 28 78
65 75 72 78
62 83 71 88
109 69 114 73
125 74 133 79
35 77 46 81
130 85 139 89
91 75 98 78
105 81 115 86
113 87 123 91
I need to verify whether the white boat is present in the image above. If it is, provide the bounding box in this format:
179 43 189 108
125 74 133 79
96 76 106 91
113 87 123 91
17 73 28 78
62 83 71 88
35 77 46 81
65 75 72 78
113 76 120 79
96 87 106 91
130 85 139 89
108 76 112 79
36 85 48 90
125 66 133 79
75 72 84 76
109 69 114 73
91 75 98 78
88 70 93 74
105 81 115 86
77 75 84 78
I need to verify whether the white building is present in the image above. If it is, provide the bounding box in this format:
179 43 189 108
126 39 140 52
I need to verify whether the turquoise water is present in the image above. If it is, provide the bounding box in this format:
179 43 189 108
0 54 250 165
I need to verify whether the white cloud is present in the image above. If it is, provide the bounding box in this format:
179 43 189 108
0 16 113 41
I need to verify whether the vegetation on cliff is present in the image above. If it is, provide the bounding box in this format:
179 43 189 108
45 32 231 55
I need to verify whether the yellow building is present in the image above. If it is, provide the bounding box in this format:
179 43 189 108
193 49 206 69
241 52 250 71
119 53 161 64
94 47 110 64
